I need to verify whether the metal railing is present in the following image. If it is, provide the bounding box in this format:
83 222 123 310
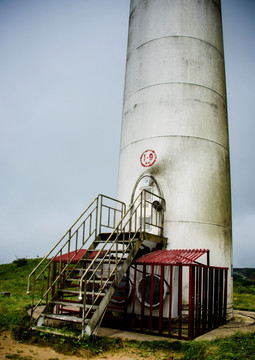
78 190 165 329
27 194 126 315
128 263 228 339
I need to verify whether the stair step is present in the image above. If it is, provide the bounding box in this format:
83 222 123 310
89 279 113 284
63 277 114 285
93 241 131 245
67 278 82 282
59 289 82 295
51 300 83 308
67 277 113 283
86 291 106 297
44 313 83 323
49 301 98 309
97 232 139 241
31 326 80 338
58 289 106 297
74 259 125 267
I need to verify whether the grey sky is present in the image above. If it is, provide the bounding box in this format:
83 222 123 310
0 0 254 267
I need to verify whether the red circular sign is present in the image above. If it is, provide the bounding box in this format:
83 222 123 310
140 150 157 167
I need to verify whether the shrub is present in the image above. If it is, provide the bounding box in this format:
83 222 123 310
12 258 28 267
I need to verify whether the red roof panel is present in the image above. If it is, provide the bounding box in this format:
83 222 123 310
134 249 209 265
53 249 106 263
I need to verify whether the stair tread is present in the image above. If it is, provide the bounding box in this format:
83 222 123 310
86 291 106 296
59 289 82 294
67 277 114 284
44 313 83 323
64 278 114 284
31 326 82 337
97 232 140 240
58 289 106 296
93 240 131 244
67 278 82 282
89 279 113 284
74 259 125 267
51 300 84 307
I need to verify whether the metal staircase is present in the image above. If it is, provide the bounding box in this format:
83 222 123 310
27 190 165 339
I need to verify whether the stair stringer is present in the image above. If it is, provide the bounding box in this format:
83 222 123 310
84 237 143 337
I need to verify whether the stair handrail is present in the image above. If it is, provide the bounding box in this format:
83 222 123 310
26 195 100 295
78 189 165 301
27 194 126 313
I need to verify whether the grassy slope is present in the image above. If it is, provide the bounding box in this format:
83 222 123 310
0 260 255 359
233 270 255 312
0 258 42 329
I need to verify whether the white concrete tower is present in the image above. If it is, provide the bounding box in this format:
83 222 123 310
117 0 232 314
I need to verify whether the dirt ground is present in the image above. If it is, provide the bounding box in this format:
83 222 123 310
0 331 173 360
0 310 254 360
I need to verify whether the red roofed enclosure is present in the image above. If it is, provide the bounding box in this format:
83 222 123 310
97 249 228 339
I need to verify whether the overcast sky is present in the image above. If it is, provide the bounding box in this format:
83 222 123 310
0 0 254 267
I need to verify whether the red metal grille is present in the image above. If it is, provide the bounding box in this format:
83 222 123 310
124 263 228 339
134 249 209 265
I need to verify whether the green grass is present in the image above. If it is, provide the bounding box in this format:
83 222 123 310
182 332 255 359
0 258 42 330
233 281 255 312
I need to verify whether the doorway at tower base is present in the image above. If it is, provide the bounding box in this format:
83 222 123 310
102 248 228 340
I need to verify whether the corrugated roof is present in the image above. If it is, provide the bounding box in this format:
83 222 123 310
53 249 106 263
134 249 209 265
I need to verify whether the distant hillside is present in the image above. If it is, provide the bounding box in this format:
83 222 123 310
233 268 255 285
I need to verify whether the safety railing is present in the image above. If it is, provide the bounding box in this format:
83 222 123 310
78 189 165 327
27 194 126 315
126 263 228 339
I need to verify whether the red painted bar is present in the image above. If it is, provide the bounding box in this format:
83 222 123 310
223 269 228 322
208 267 213 329
192 265 196 337
188 266 193 338
214 269 219 327
159 265 164 334
197 266 202 335
178 266 182 337
131 264 137 329
219 269 223 323
202 267 208 332
168 265 173 335
149 265 154 332
140 265 146 330
194 266 198 336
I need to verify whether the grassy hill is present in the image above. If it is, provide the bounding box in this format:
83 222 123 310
233 268 255 312
0 258 43 330
233 268 255 284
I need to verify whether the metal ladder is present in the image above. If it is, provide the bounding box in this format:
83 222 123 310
27 190 165 339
